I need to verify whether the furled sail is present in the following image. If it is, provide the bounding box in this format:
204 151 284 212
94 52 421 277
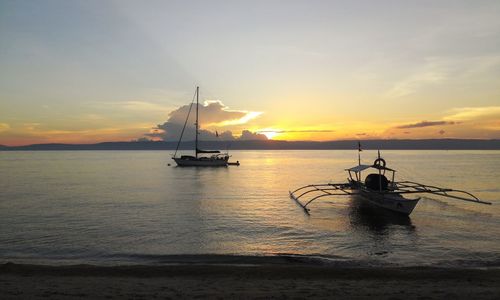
196 148 220 154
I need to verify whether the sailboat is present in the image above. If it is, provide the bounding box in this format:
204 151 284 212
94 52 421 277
172 86 236 167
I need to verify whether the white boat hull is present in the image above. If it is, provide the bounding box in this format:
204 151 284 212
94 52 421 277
173 157 228 167
358 190 420 215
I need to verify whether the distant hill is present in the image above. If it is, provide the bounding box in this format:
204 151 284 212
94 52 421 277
1 139 499 150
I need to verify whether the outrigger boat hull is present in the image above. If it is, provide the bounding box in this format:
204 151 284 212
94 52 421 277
356 191 420 215
289 151 491 216
289 184 421 215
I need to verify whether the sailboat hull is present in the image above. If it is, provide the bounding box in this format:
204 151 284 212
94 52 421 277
173 157 228 167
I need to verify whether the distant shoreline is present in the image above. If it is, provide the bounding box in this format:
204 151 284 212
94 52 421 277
1 139 499 150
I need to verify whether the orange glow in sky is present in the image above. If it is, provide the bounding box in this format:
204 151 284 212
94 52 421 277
1 1 499 146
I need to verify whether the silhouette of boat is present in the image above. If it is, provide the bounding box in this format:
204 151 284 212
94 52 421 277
172 86 239 167
290 149 490 215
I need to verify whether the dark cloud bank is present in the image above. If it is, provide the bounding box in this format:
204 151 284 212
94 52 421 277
395 120 457 129
147 101 267 141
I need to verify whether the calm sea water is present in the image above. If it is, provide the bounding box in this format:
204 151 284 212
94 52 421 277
1 150 499 267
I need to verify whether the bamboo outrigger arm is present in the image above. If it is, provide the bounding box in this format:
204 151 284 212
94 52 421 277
289 181 491 215
289 183 354 214
289 151 492 216
290 183 351 200
395 181 492 205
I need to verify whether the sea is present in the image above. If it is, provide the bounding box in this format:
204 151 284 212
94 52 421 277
1 150 499 268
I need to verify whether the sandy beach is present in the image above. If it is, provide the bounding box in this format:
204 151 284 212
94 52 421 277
1 262 499 299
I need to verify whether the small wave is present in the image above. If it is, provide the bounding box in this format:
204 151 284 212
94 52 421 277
97 252 400 268
4 252 500 269
101 253 341 266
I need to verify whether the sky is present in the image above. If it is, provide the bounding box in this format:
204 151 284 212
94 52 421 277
1 0 499 145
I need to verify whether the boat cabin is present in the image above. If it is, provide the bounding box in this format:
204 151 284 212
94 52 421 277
346 159 396 192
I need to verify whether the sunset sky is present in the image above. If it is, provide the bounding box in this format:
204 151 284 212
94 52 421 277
1 0 499 145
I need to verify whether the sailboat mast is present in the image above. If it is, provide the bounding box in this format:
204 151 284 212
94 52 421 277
195 86 199 159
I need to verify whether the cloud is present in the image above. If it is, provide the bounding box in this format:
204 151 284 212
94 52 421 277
119 101 172 112
218 111 263 126
257 129 334 133
385 54 500 99
442 106 500 133
385 62 446 98
387 72 445 98
148 100 262 141
383 106 500 138
395 120 456 129
443 106 500 121
239 130 268 141
90 100 173 112
166 100 262 127
0 123 10 132
22 123 41 131
1 122 153 146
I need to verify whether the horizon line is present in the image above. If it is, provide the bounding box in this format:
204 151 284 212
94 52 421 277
1 137 500 148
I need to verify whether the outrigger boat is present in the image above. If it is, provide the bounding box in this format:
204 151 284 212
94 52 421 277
172 86 239 167
289 150 491 215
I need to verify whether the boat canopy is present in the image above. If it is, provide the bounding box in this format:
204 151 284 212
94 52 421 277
346 164 395 173
346 164 372 173
196 148 221 154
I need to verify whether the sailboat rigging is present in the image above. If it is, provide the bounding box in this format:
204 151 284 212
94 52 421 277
172 86 238 167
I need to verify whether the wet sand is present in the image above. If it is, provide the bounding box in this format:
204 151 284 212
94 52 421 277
1 262 500 299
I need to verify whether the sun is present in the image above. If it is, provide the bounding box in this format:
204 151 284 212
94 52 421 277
262 131 279 139
258 129 282 140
